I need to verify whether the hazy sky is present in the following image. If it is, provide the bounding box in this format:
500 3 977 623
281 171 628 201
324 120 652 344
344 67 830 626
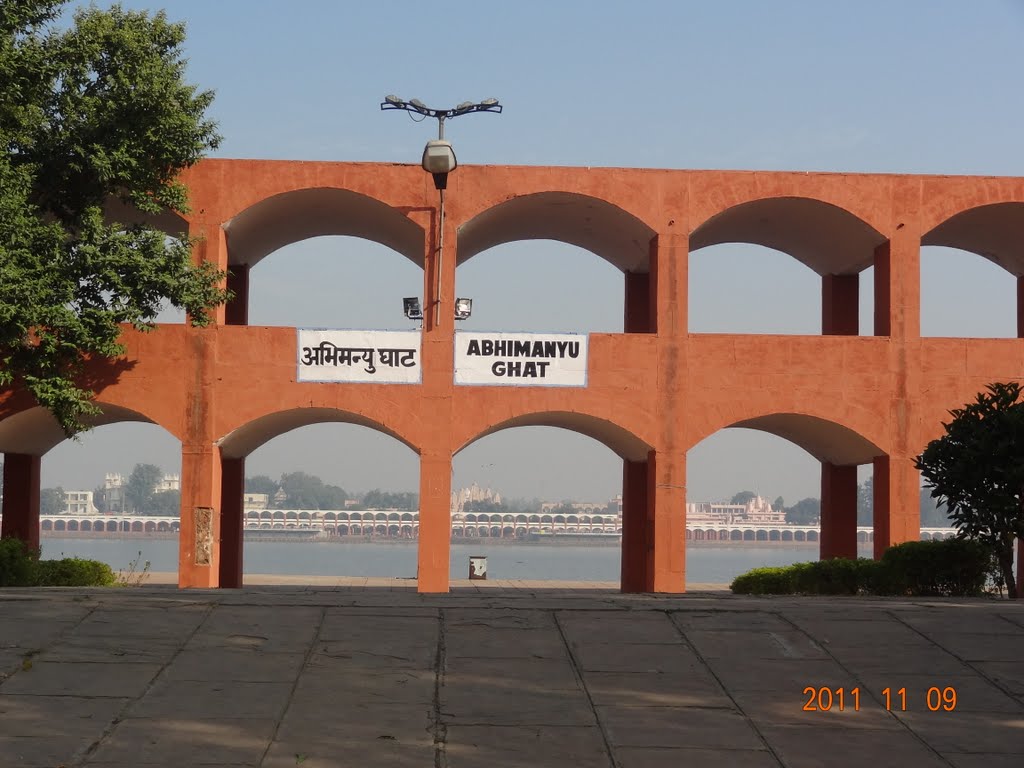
39 1 1024 507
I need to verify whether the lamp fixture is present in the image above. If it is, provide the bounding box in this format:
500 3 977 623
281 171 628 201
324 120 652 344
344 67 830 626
380 96 502 190
403 297 423 321
454 297 473 320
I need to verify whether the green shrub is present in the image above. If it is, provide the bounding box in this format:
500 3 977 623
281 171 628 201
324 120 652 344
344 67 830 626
729 539 996 598
880 539 991 597
36 558 116 587
0 537 40 586
0 537 116 587
731 566 795 594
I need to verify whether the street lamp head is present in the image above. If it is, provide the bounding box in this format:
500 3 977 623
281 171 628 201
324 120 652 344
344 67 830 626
422 140 457 190
385 94 403 106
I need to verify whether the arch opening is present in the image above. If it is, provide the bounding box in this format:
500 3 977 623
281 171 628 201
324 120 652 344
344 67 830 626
455 240 623 334
452 424 625 583
239 421 419 580
920 246 1016 338
687 417 880 584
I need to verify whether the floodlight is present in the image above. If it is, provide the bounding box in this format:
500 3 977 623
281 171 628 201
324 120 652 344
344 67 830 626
454 297 473 320
422 140 457 190
385 95 403 106
480 98 499 106
409 98 427 110
403 297 423 320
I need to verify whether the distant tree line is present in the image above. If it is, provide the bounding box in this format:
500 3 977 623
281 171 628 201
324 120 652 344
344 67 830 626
728 479 952 527
244 472 417 510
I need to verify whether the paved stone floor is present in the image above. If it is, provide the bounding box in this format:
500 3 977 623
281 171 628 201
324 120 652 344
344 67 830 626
1 585 1023 767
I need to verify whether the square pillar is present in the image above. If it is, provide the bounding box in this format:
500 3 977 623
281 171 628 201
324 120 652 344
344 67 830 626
873 234 920 339
417 451 452 593
822 274 859 335
1017 276 1024 342
621 459 649 592
1 453 41 551
872 455 920 558
820 462 858 559
188 224 228 326
225 265 250 326
651 233 688 338
179 444 223 587
624 272 653 333
649 450 686 593
219 456 245 588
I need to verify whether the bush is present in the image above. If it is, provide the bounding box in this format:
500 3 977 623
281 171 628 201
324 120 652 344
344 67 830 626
36 558 116 587
730 539 996 597
0 536 116 587
730 566 795 595
0 537 40 586
880 539 992 597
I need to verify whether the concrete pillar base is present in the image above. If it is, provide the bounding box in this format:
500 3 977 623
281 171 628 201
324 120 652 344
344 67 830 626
1 453 41 551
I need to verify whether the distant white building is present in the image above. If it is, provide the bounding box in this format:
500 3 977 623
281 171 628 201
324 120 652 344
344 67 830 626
104 473 126 513
155 474 180 493
102 471 180 513
687 495 786 525
451 483 502 514
63 490 97 516
244 492 269 509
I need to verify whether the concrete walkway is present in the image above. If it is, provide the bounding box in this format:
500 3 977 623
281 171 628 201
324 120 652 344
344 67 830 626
1 585 1022 767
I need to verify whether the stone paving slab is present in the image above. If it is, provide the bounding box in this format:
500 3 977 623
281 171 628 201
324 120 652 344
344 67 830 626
0 586 1022 767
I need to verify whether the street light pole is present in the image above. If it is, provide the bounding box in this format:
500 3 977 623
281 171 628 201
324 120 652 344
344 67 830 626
381 96 502 326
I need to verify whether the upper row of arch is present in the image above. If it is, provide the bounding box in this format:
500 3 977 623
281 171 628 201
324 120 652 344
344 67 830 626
144 163 1024 277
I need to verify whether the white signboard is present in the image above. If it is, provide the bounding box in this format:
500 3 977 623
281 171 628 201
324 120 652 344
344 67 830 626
297 330 421 384
455 332 588 387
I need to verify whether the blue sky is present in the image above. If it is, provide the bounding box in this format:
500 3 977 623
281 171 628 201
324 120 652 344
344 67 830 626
42 1 1024 506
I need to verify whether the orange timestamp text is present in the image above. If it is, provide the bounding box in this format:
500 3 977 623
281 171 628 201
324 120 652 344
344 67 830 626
802 686 958 712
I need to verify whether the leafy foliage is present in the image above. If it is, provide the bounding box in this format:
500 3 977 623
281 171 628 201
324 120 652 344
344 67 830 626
39 486 65 514
1 1 227 436
125 463 161 512
784 497 820 525
730 490 757 506
245 474 278 496
0 537 115 586
915 382 1024 598
730 540 994 597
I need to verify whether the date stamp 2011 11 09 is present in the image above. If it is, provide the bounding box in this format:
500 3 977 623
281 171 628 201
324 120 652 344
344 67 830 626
802 686 958 712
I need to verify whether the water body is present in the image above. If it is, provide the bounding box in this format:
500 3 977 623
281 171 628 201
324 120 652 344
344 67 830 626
40 537 875 584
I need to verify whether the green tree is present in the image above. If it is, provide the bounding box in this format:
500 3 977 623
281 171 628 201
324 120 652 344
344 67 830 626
149 489 180 516
857 477 873 526
317 484 348 510
785 497 820 525
124 463 161 513
773 496 785 512
92 484 108 513
0 1 227 436
362 490 416 510
40 486 65 515
278 472 324 509
916 382 1024 598
245 475 278 496
730 491 757 506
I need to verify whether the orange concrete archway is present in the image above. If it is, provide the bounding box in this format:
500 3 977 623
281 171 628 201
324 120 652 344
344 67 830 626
3 160 1024 593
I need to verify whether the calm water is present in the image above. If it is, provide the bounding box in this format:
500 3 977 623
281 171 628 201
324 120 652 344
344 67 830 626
40 537 875 584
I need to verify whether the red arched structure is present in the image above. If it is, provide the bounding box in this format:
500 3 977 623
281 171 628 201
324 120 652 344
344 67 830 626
3 159 1024 592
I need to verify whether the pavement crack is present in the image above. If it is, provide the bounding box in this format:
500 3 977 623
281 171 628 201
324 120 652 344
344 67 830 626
433 608 448 768
258 605 327 768
667 611 786 768
70 598 216 768
552 611 616 768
